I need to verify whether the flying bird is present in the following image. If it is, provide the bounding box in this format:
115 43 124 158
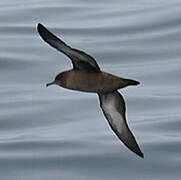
37 23 144 158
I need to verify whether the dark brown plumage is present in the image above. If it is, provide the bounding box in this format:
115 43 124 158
38 23 144 158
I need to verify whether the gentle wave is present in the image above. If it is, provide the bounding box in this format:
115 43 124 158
0 1 181 180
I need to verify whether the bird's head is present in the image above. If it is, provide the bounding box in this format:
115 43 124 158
46 72 65 87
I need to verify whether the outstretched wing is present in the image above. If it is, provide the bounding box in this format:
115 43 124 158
98 91 144 158
37 23 100 72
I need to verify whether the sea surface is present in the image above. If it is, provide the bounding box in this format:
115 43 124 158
0 0 181 179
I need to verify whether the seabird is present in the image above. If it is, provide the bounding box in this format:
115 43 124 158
37 23 144 158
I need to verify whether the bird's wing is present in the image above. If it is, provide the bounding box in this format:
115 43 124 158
98 91 144 158
37 23 100 72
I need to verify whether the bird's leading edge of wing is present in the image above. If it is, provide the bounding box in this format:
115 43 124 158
37 23 100 72
98 91 144 158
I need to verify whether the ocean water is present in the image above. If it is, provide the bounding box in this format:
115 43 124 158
1 0 181 179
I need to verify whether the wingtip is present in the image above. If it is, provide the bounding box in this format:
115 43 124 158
37 23 53 43
137 151 144 159
37 23 44 34
132 144 144 159
37 23 44 29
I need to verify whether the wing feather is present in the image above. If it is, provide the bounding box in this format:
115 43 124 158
37 23 100 72
98 91 144 158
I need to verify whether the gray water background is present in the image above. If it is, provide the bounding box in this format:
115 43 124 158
1 0 181 179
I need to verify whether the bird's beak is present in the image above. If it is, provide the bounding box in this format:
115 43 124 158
46 81 55 87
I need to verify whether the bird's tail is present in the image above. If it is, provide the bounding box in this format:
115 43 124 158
123 78 140 86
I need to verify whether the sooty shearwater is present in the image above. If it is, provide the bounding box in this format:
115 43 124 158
37 23 144 158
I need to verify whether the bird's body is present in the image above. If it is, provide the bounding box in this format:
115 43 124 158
55 70 139 93
37 23 144 158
